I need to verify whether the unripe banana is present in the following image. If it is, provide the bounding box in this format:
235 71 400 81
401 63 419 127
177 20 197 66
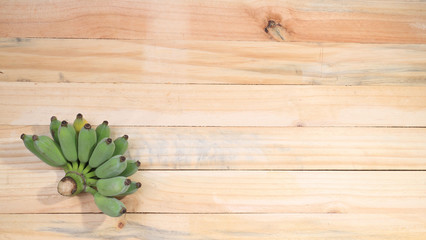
94 192 127 217
88 138 115 168
120 160 141 177
32 135 67 167
113 135 128 156
95 155 127 179
96 121 110 143
73 113 88 134
78 123 97 163
117 181 141 197
50 116 61 144
21 134 57 167
58 121 78 162
96 176 131 196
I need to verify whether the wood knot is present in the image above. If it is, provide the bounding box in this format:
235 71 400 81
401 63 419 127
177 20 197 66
117 221 125 229
264 20 287 42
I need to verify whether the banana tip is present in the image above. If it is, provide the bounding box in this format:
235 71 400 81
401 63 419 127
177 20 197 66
123 135 129 140
106 138 112 144
50 116 57 122
84 123 91 129
120 207 127 214
61 120 68 127
135 182 142 188
125 179 131 185
120 156 126 162
20 133 25 140
32 135 39 141
76 113 83 119
135 161 141 167
102 120 109 126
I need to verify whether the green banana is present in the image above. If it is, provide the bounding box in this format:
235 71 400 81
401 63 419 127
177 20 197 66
96 176 131 196
96 121 110 143
113 135 128 156
117 181 141 197
94 192 127 217
78 123 97 163
32 135 67 167
50 116 61 144
120 160 141 177
73 113 87 134
21 134 57 167
58 121 78 162
95 155 127 179
88 138 115 168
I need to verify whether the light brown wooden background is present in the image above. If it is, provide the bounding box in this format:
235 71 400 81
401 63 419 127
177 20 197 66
1 0 426 239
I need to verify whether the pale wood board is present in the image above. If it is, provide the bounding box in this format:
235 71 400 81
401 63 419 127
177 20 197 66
0 170 425 214
3 125 426 170
1 38 426 85
0 0 425 43
0 213 425 240
1 82 426 127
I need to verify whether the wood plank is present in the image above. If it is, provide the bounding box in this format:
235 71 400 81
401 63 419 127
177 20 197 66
3 125 426 170
0 213 425 240
1 170 425 214
1 82 425 127
1 38 426 85
0 0 425 43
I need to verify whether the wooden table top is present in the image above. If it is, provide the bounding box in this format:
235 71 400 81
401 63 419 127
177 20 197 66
0 1 425 239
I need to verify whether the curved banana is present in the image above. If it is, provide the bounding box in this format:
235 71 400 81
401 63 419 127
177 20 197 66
117 181 141 197
113 135 128 156
88 138 115 168
96 176 131 196
94 192 127 217
58 121 78 162
50 116 61 144
21 134 57 167
78 123 97 163
73 113 88 134
120 160 141 177
96 121 110 143
95 155 127 179
32 135 67 167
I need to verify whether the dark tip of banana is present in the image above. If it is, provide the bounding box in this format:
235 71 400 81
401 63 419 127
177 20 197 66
120 207 127 214
32 135 39 141
50 116 57 122
76 113 83 119
125 179 131 185
102 120 108 126
123 135 129 140
135 182 142 188
84 123 91 129
135 161 141 167
106 138 112 144
119 156 126 162
20 133 25 140
61 120 68 127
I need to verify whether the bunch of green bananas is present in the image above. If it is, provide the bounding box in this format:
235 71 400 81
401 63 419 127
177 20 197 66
21 113 141 217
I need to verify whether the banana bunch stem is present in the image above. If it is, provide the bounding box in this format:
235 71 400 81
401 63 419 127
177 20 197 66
57 161 99 196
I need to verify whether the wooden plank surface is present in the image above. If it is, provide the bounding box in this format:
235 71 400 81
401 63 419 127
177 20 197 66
1 213 425 240
1 82 425 127
1 170 425 214
3 125 426 170
1 38 426 85
1 0 425 43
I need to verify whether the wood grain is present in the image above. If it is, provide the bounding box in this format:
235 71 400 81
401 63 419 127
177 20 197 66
1 82 426 127
1 170 425 214
0 0 425 43
0 213 425 240
3 125 426 170
1 38 426 85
